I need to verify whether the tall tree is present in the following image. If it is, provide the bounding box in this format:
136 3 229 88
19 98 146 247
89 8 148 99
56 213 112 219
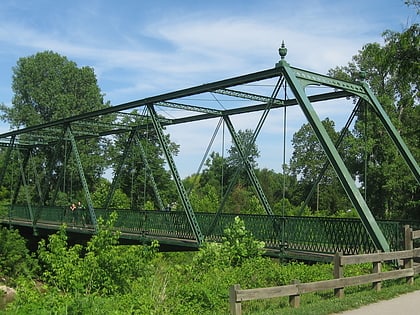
195 129 262 213
0 51 111 205
328 23 419 219
226 129 260 170
289 118 352 214
3 51 108 127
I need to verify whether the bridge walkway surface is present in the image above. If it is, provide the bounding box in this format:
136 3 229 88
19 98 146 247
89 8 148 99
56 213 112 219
332 290 420 314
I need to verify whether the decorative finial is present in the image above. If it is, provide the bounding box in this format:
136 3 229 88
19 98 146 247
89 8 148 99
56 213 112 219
279 41 287 60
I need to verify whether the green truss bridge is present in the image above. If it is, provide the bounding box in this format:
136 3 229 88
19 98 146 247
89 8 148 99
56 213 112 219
0 45 419 261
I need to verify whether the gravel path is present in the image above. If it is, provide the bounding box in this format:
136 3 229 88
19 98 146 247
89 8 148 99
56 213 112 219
332 290 420 314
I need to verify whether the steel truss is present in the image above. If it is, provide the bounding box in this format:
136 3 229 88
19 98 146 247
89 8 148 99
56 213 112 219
0 45 418 250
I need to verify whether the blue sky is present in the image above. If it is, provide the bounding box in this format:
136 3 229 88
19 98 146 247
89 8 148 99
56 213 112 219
0 0 417 178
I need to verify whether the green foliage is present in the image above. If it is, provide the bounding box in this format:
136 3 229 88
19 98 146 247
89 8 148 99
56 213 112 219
0 227 38 281
0 51 112 207
221 216 265 266
37 212 159 296
189 184 220 212
227 128 260 170
2 218 416 315
110 109 179 210
91 178 130 209
289 118 352 215
328 24 419 219
2 51 108 128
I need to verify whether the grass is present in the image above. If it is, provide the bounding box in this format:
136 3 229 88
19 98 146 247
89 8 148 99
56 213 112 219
242 277 420 315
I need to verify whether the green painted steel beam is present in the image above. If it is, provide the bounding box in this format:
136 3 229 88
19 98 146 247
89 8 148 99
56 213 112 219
155 101 223 115
224 115 274 216
147 104 204 245
290 66 367 97
362 84 420 184
0 68 282 139
66 126 98 231
214 88 285 105
279 59 390 252
17 150 35 224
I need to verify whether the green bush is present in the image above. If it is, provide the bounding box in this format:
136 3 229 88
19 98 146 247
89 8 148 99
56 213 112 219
2 213 414 315
0 227 38 282
37 212 159 295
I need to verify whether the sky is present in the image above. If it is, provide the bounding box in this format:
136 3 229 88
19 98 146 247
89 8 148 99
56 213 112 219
0 0 417 178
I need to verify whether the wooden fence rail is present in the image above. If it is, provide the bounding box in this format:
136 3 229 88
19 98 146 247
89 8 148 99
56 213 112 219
229 225 420 315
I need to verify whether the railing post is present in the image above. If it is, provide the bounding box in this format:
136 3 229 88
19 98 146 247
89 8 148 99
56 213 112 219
229 284 241 315
333 252 344 298
289 280 300 308
404 225 414 285
372 254 382 291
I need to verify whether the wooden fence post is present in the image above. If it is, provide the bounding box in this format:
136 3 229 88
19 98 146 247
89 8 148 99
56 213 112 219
289 280 300 308
229 284 242 315
404 225 414 285
372 257 382 291
333 252 344 298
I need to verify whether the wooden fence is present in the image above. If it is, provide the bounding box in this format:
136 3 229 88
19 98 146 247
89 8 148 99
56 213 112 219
229 225 420 315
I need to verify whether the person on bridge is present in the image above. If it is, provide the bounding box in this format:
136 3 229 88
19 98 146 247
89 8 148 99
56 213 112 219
70 203 77 225
77 201 87 226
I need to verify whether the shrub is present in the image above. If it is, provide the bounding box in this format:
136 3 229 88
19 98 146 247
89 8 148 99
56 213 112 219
0 227 38 281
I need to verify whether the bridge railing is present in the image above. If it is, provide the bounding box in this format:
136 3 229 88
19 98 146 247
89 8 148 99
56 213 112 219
1 205 411 255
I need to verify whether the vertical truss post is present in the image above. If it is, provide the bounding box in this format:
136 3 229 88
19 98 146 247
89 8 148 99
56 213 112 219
147 104 204 244
223 115 274 216
66 126 98 231
134 133 165 210
362 84 420 183
280 60 390 252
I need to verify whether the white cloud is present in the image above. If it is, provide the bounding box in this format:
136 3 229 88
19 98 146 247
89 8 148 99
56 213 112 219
0 0 414 177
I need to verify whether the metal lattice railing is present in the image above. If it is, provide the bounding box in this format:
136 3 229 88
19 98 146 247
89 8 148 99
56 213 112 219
2 205 413 255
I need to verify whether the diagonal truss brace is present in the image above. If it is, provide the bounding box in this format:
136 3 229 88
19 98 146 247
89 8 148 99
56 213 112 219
223 115 274 216
280 60 390 252
147 104 204 244
66 126 98 231
362 84 420 183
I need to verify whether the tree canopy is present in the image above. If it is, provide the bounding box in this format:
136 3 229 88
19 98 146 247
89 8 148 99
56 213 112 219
0 51 112 207
1 51 109 128
328 24 419 219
